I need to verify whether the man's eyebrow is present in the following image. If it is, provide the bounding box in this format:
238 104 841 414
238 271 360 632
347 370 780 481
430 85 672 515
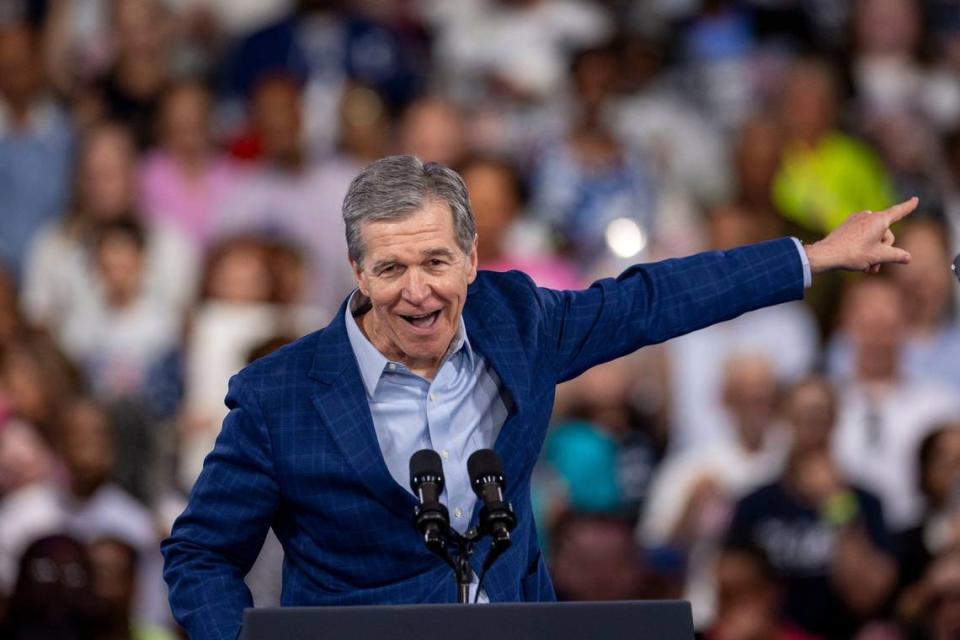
421 248 456 260
371 258 399 272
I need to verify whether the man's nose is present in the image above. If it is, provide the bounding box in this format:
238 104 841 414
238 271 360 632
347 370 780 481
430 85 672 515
401 268 430 305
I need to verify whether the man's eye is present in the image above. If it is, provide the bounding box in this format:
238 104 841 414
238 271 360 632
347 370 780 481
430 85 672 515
429 259 446 267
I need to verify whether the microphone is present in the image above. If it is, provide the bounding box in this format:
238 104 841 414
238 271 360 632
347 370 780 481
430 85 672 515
953 254 959 283
409 449 450 554
467 449 517 555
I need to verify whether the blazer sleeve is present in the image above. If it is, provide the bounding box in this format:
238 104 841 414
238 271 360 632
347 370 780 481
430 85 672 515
161 374 279 640
536 237 805 383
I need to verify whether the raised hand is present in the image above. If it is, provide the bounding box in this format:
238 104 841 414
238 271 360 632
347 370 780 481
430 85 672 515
803 197 917 275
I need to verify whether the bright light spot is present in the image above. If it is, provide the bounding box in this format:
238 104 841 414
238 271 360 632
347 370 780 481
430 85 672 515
605 218 647 258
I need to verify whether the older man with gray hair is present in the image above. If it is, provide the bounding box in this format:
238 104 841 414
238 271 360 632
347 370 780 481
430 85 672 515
162 155 917 640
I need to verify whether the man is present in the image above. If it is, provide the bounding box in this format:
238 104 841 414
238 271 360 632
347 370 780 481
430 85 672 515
162 155 915 640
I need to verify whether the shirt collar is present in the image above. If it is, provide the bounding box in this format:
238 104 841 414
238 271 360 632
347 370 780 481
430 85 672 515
343 291 474 396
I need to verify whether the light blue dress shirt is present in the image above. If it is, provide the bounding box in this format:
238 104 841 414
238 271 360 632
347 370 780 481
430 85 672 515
344 293 509 600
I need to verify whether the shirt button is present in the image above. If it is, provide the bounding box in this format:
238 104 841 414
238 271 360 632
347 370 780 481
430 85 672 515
429 393 436 402
454 508 463 518
441 449 449 460
388 363 397 371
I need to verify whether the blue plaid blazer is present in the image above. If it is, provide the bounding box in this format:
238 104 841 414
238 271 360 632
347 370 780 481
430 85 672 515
162 238 804 640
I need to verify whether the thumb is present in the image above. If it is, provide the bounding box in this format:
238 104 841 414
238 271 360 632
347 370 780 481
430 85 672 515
881 247 912 265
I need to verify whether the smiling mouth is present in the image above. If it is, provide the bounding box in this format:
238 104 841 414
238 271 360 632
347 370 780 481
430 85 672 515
401 310 441 329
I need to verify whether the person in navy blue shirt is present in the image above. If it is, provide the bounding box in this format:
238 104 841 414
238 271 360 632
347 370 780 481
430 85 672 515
726 376 896 638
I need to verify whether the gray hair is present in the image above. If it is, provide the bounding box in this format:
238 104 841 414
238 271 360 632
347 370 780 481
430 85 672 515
342 155 476 266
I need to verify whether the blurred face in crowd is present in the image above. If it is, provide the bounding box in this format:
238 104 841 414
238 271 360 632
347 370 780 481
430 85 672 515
60 400 115 498
399 97 465 167
843 279 906 381
780 62 837 145
462 160 521 264
892 221 952 330
78 126 138 221
713 549 780 639
113 0 168 60
855 0 921 58
88 539 137 615
353 200 477 377
95 229 145 307
923 426 960 509
160 82 212 161
734 116 783 206
708 205 779 251
0 346 52 429
784 377 836 458
253 77 303 168
0 419 55 493
550 517 643 601
572 48 620 116
721 354 778 451
204 239 274 304
339 84 389 162
0 24 43 115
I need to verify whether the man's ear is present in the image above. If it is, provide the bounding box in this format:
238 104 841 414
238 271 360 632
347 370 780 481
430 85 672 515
467 234 478 284
351 259 368 296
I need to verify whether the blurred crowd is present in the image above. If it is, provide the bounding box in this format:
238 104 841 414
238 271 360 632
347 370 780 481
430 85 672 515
1 0 960 638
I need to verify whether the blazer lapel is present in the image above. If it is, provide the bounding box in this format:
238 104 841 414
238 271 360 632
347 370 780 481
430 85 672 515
308 303 416 520
463 281 533 490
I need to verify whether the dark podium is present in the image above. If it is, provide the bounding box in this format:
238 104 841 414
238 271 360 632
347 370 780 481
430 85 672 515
239 601 694 640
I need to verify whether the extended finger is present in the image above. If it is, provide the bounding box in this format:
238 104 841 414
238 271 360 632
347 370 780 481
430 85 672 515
878 246 912 265
881 196 918 225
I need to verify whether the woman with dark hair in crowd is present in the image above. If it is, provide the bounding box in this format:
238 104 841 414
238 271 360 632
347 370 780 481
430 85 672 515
0 534 96 640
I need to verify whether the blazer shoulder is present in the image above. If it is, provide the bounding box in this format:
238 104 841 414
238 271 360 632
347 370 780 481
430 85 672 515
233 327 325 387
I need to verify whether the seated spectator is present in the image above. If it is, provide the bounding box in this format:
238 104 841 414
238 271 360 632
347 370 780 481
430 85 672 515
550 513 645 602
828 219 960 392
727 376 896 638
139 80 239 252
178 235 324 489
55 398 168 629
59 219 181 400
706 544 819 640
541 356 661 526
831 278 960 530
213 75 356 307
0 418 64 597
528 44 657 273
22 122 197 348
0 534 95 640
87 0 173 149
88 537 174 640
772 58 894 235
896 424 960 602
0 21 73 278
664 200 818 452
459 154 581 290
640 353 788 628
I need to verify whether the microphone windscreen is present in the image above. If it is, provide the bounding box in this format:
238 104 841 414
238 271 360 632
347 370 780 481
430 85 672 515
467 448 503 484
409 449 444 491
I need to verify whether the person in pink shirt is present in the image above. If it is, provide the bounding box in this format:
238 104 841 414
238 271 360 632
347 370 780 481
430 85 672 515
139 80 237 251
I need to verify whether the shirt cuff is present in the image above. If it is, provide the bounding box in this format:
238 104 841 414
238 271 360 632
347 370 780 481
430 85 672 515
790 237 813 289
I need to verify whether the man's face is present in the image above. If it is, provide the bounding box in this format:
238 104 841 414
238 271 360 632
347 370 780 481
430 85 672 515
353 200 477 373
